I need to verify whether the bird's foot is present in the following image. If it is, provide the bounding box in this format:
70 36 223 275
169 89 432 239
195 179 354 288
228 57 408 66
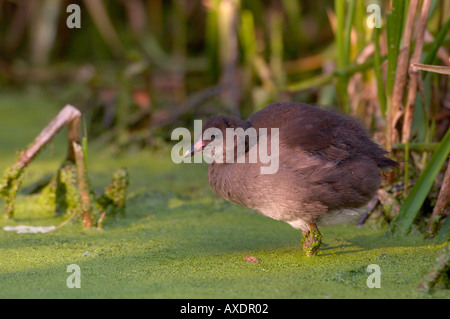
301 224 322 257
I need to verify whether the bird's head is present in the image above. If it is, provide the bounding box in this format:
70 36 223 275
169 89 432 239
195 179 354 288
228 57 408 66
185 115 250 162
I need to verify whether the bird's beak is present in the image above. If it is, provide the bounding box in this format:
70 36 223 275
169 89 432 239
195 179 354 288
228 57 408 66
184 136 205 157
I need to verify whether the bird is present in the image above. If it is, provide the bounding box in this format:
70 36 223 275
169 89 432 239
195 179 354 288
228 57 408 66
186 102 398 256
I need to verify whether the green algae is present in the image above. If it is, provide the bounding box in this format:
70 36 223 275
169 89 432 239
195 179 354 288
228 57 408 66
97 168 129 216
55 162 80 216
23 163 130 229
0 163 24 220
0 198 448 298
1 147 448 298
95 168 130 228
0 92 448 299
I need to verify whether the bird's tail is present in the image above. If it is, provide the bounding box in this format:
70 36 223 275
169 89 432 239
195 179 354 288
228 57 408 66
376 157 399 169
316 208 364 227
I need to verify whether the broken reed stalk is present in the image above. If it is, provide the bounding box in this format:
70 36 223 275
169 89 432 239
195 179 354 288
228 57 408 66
18 105 81 169
1 104 130 228
390 0 419 144
402 0 432 143
427 161 450 236
0 105 81 219
412 63 450 75
72 142 93 228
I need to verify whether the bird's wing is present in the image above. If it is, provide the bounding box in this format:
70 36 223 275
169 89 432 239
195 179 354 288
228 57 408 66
248 102 396 167
249 102 351 162
281 113 351 162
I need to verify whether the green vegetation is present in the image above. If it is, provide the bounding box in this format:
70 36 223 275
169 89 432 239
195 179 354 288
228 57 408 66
0 163 24 219
0 92 448 298
0 0 449 298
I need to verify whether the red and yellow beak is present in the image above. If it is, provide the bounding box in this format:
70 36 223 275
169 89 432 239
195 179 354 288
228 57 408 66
184 136 205 157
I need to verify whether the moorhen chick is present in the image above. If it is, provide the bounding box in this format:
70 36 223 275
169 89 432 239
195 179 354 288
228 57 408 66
187 102 397 256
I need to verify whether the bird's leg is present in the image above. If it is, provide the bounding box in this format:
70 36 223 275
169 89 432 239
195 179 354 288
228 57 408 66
301 229 310 253
301 223 322 256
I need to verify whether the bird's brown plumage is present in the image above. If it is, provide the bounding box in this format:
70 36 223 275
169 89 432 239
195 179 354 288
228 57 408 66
192 102 397 255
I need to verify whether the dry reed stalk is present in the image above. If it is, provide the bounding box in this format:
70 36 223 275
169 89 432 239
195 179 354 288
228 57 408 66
29 0 62 65
72 142 93 228
427 162 450 236
402 0 432 143
17 105 81 169
390 0 419 144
